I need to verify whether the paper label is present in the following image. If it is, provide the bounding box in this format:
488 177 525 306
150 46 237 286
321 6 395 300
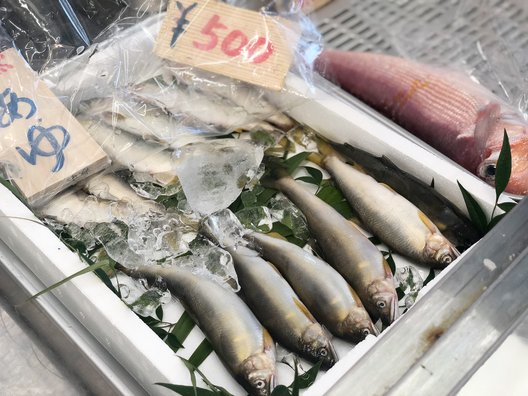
0 48 109 206
154 0 298 90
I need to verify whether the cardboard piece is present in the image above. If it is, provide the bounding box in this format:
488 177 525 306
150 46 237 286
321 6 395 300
0 48 109 207
154 0 298 90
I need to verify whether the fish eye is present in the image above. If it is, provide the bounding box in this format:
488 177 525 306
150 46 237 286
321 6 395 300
319 348 328 357
377 301 386 309
484 164 496 178
362 328 371 337
254 379 265 389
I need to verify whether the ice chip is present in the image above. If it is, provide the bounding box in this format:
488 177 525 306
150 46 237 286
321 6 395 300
173 139 264 214
394 266 424 309
236 206 274 233
270 195 310 241
201 209 247 248
113 273 171 317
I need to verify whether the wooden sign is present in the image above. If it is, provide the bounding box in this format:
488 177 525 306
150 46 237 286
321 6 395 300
154 0 298 90
0 48 109 207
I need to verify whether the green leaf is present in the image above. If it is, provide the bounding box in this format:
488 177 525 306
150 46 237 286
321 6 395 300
296 176 317 184
385 252 396 275
171 311 195 346
271 222 293 238
286 236 305 247
305 167 323 186
155 383 217 396
0 176 28 206
396 287 405 300
294 360 322 389
271 385 291 396
423 268 436 286
488 213 506 230
369 236 382 245
457 181 488 234
256 188 277 206
189 339 214 368
156 306 164 322
284 152 312 174
28 259 112 301
494 130 512 199
498 202 516 213
331 201 353 219
316 184 344 205
430 178 435 189
165 333 185 351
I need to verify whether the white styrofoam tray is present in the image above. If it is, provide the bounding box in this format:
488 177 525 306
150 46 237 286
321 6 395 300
0 67 502 395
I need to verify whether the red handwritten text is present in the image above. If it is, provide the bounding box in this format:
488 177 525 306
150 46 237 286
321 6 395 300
0 53 14 74
193 14 274 64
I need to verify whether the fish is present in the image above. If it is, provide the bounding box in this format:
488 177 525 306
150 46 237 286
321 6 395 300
79 118 177 183
246 231 379 343
224 245 337 369
132 79 276 133
322 153 459 267
116 263 276 396
82 97 213 148
40 190 134 226
168 68 295 130
82 173 163 213
334 143 481 251
263 168 398 325
315 50 528 196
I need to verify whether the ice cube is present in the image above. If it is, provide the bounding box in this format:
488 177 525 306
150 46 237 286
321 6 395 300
112 273 171 317
270 195 310 241
394 266 424 309
201 209 247 248
173 139 264 215
236 206 274 233
171 236 239 291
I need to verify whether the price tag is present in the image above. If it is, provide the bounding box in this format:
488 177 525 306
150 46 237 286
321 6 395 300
0 48 109 207
154 0 298 90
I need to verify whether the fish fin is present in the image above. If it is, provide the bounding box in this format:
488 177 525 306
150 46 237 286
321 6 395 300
474 102 501 154
418 211 438 234
294 297 317 322
263 328 275 352
383 260 393 278
348 285 365 307
153 172 178 185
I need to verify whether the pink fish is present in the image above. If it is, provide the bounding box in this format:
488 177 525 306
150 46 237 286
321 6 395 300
315 50 528 196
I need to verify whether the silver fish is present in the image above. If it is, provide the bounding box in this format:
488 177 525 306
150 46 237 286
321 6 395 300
246 232 378 342
264 168 399 325
117 263 276 396
226 245 337 369
323 155 459 268
79 118 176 183
169 68 294 130
132 79 275 132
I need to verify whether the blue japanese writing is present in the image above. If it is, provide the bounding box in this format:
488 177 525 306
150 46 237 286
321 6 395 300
1 86 70 172
16 125 70 173
0 88 37 128
171 1 198 48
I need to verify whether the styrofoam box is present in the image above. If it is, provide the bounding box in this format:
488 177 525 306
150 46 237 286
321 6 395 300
0 19 502 396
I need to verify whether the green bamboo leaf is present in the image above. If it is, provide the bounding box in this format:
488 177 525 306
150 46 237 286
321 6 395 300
28 259 112 301
296 176 317 185
368 236 382 245
494 130 512 199
487 213 507 230
286 236 305 248
423 268 436 286
156 306 164 321
256 188 277 206
291 360 300 396
271 385 291 396
498 202 516 213
284 152 312 174
156 384 217 396
430 178 435 189
305 167 323 186
396 287 405 300
271 222 293 238
294 360 322 389
316 185 343 205
385 252 396 275
457 181 488 234
172 311 195 346
189 339 214 368
165 333 185 351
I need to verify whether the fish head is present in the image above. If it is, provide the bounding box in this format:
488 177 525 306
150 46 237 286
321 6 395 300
424 234 460 268
239 352 276 396
340 307 380 343
301 323 338 369
477 123 528 196
367 279 399 325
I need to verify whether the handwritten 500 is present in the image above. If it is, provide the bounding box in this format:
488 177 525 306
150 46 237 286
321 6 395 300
171 2 274 64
